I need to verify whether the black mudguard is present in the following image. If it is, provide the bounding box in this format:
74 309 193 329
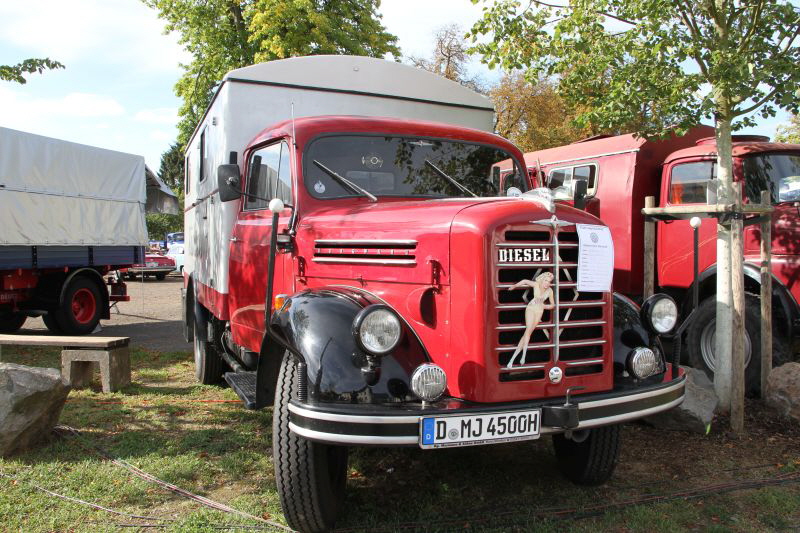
612 293 667 387
271 287 429 404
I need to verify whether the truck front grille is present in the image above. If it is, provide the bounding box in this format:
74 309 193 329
494 224 609 383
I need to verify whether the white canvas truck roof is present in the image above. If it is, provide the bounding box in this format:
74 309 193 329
0 127 148 246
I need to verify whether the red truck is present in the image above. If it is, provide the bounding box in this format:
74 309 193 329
522 128 800 393
182 57 686 532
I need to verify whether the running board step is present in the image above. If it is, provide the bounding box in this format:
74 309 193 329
224 371 257 409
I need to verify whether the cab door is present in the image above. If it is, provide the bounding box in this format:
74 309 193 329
657 159 718 289
228 139 294 352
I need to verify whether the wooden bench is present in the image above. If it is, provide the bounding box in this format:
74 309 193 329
0 334 131 393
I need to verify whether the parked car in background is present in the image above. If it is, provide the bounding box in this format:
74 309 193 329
167 242 185 273
166 232 184 251
121 253 175 280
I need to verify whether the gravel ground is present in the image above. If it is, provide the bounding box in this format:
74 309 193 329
17 274 190 353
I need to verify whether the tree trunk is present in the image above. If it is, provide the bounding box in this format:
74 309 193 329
713 111 734 413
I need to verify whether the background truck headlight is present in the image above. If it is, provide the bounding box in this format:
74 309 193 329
353 305 402 355
641 294 678 334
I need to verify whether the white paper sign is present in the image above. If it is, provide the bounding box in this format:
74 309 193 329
575 224 614 292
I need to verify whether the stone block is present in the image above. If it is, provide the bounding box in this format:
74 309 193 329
61 346 130 393
644 366 718 434
765 362 800 424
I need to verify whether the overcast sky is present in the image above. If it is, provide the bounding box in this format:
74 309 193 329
0 0 791 174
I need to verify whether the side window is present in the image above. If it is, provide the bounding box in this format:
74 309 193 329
184 155 191 194
547 164 598 196
199 129 206 182
573 164 598 195
274 141 292 205
245 141 292 210
669 161 716 204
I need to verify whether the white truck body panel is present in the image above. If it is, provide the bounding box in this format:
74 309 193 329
0 127 148 246
185 55 495 298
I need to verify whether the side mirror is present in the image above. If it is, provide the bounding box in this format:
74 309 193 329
217 164 241 202
573 179 588 210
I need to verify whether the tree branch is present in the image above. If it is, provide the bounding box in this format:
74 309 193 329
527 0 638 25
732 87 778 117
737 0 765 54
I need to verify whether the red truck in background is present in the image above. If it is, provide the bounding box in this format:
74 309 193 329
182 56 687 532
523 128 800 393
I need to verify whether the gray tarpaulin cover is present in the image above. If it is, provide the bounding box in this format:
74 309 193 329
0 127 149 246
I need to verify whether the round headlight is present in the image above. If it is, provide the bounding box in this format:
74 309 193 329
354 305 402 355
411 364 447 402
627 347 662 379
642 294 678 334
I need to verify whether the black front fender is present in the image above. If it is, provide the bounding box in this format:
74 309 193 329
612 293 666 387
272 287 429 404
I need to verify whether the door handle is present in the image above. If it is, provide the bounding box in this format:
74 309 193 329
230 236 241 243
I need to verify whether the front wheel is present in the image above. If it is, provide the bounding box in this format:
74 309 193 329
53 276 103 335
686 294 790 396
273 352 348 533
552 425 620 486
0 312 26 333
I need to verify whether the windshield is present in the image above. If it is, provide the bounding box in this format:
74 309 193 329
743 153 800 203
304 135 526 199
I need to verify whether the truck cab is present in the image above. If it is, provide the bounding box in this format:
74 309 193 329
186 115 685 532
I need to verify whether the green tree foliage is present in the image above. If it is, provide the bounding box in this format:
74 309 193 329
144 0 400 145
469 1 800 140
775 114 800 143
0 58 64 84
146 143 185 240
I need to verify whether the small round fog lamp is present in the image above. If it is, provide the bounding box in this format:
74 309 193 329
411 364 447 402
642 294 678 334
627 347 661 379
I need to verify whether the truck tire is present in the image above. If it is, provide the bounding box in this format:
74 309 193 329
552 425 620 486
155 273 167 281
0 312 26 333
193 325 225 385
273 351 348 533
42 314 63 334
53 276 103 335
686 294 790 396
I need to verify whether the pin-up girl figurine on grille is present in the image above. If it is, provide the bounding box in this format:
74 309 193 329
506 271 555 368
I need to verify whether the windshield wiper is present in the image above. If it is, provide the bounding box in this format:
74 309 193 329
425 159 477 197
313 160 377 202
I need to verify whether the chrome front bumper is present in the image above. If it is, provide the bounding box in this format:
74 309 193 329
289 373 686 446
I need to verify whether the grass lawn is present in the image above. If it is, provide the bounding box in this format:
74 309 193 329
1 345 798 532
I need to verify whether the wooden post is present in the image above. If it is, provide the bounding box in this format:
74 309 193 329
643 196 655 299
730 182 745 433
760 189 773 397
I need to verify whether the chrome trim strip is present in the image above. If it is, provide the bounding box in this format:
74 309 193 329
499 363 547 372
315 239 418 247
289 403 420 424
289 423 419 445
530 148 640 167
576 396 684 429
497 300 605 310
579 379 686 409
496 262 578 268
495 320 607 331
565 359 604 366
496 282 577 289
495 243 579 248
495 339 606 351
312 257 416 265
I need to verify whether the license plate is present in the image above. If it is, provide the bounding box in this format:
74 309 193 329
146 262 157 267
419 409 540 449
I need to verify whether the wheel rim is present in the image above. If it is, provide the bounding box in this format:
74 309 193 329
699 319 752 372
71 288 97 324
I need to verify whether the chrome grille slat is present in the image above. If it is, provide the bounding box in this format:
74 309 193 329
493 339 607 351
495 320 607 331
497 300 605 310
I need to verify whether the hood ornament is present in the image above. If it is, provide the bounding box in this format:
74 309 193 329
520 187 555 213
